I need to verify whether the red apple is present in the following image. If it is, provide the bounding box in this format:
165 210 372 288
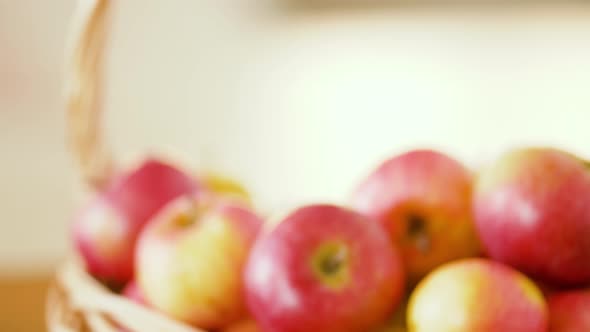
474 147 590 285
136 196 263 329
244 204 405 332
72 158 200 287
223 319 261 332
122 281 148 306
408 259 548 332
548 288 590 331
375 298 408 332
352 149 479 281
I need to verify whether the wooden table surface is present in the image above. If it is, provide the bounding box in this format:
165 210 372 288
0 275 51 332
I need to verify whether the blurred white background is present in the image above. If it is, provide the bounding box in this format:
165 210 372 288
1 0 590 273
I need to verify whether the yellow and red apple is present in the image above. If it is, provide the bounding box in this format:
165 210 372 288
135 196 263 329
198 171 251 205
407 258 547 332
72 159 200 287
352 149 479 281
244 204 405 332
474 147 590 285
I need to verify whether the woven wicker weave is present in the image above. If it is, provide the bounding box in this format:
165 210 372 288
47 259 206 332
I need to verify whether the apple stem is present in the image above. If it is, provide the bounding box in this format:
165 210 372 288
406 214 431 252
321 247 348 275
407 214 426 237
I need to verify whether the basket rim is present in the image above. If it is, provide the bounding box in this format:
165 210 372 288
47 258 207 332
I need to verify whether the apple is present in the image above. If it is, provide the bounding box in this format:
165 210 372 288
199 171 252 205
135 196 263 329
548 288 590 331
377 321 406 332
72 159 200 287
122 281 148 306
375 298 408 332
408 258 547 332
224 319 261 332
244 204 405 332
352 149 479 281
474 147 590 285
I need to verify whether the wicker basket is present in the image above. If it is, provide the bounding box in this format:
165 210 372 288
46 1 209 331
46 259 205 332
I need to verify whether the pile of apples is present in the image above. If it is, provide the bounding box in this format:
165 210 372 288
72 147 590 332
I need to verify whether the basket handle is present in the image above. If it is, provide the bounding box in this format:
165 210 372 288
66 0 114 191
